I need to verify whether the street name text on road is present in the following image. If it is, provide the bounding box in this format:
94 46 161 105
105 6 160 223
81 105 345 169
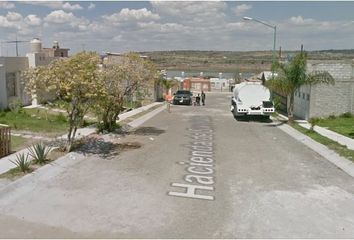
168 116 215 201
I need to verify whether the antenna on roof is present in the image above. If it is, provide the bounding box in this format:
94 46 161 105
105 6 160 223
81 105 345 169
4 35 29 56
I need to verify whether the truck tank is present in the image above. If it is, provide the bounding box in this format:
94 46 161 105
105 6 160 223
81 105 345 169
231 82 274 119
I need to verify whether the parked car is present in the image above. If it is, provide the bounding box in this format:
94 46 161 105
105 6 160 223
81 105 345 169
172 90 193 105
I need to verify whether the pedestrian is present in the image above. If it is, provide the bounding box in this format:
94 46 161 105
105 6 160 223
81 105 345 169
201 91 206 106
196 94 201 106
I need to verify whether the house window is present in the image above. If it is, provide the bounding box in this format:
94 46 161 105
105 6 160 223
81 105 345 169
302 93 305 99
6 72 16 97
61 52 64 57
307 94 310 101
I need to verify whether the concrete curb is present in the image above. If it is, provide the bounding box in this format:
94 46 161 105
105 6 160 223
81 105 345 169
298 123 354 151
274 120 354 178
0 152 84 199
118 102 162 122
128 104 166 128
276 113 354 151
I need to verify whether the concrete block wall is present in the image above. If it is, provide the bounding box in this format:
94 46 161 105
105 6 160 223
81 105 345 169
307 60 354 119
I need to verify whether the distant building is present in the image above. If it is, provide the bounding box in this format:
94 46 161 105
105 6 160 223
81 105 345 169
209 78 230 91
0 38 70 109
42 41 69 58
183 77 211 92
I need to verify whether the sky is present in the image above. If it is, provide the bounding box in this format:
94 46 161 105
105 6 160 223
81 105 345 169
0 1 354 56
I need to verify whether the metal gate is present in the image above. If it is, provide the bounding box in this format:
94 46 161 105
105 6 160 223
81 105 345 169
0 124 11 158
272 91 288 115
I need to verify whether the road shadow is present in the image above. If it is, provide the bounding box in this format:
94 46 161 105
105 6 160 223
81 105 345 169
234 115 273 123
129 126 166 136
264 120 287 127
74 137 142 159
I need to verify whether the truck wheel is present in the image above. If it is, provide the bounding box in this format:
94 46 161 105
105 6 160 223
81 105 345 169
263 115 270 121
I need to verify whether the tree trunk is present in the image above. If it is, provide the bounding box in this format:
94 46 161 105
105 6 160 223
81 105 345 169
287 93 295 123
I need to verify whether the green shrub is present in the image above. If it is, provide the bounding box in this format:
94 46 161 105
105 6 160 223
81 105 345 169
56 113 67 122
96 122 120 133
8 98 23 114
340 112 353 118
10 153 31 173
328 114 336 120
309 117 321 131
272 96 282 111
28 142 52 164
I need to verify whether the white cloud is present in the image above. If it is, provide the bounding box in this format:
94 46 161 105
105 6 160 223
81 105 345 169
103 8 160 23
62 2 83 11
6 12 22 21
0 16 14 28
289 16 315 25
24 14 41 26
233 4 252 16
88 3 95 10
21 1 82 11
44 10 75 24
0 1 15 9
150 1 226 27
44 10 90 32
20 1 63 9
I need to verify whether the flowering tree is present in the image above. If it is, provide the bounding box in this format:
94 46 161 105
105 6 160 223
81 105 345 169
96 53 158 132
24 52 102 150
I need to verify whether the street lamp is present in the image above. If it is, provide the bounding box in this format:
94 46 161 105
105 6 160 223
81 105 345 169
243 16 277 76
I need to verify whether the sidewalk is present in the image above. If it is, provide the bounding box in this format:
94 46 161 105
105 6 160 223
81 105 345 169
298 123 354 151
277 113 354 151
276 121 354 178
0 102 163 175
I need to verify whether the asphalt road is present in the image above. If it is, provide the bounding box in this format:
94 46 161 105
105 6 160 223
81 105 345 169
0 92 354 238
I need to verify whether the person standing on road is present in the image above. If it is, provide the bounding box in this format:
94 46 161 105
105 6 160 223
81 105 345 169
201 91 206 106
196 94 201 106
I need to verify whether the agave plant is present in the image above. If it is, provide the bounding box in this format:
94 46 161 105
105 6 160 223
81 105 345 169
10 153 31 173
28 142 52 164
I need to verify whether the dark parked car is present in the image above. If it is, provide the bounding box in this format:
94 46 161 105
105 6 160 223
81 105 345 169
173 90 193 105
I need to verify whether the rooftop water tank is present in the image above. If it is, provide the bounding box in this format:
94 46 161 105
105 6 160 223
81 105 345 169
53 41 59 49
30 38 42 53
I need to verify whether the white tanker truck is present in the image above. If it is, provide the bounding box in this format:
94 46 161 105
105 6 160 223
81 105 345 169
230 81 275 119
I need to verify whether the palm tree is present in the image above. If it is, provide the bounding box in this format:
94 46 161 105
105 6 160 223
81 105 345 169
266 52 334 122
159 77 178 97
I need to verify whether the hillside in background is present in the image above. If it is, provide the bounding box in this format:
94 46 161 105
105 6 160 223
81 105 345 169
139 50 354 73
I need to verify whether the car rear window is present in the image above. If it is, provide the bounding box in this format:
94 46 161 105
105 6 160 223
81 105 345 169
176 90 192 95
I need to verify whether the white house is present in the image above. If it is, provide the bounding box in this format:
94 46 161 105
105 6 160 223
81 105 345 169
0 39 69 110
0 57 29 109
209 78 230 91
